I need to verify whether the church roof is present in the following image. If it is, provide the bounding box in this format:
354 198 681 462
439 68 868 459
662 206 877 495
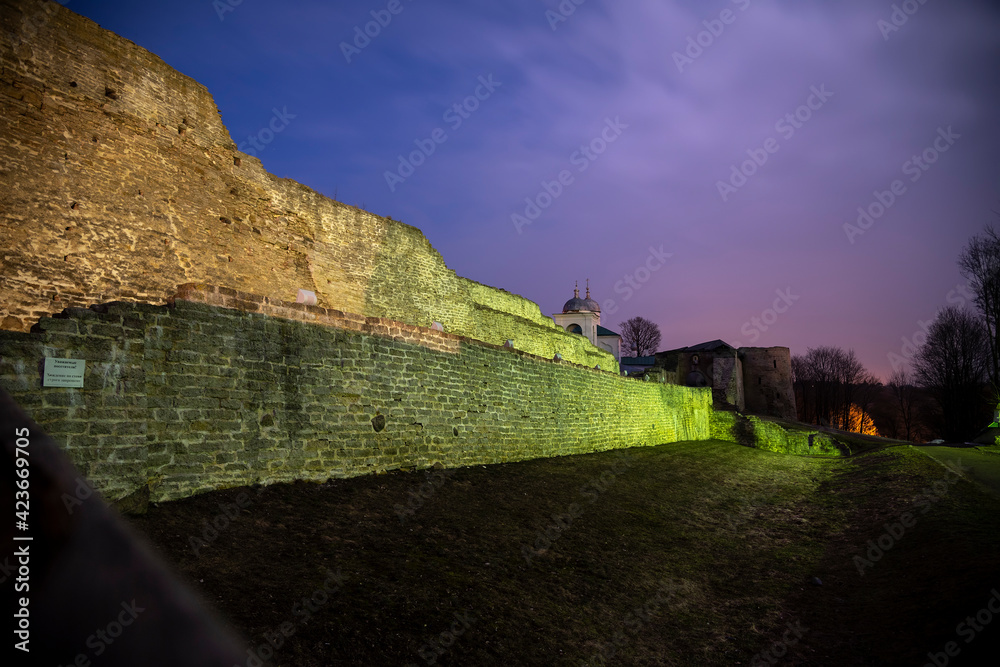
582 281 600 312
596 325 619 337
562 281 600 313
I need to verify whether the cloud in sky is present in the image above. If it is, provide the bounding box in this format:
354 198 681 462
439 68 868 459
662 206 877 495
71 0 1000 379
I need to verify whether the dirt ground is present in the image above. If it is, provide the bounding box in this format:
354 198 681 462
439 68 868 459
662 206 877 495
125 441 1000 666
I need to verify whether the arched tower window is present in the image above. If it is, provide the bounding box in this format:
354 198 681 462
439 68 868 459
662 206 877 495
567 324 583 335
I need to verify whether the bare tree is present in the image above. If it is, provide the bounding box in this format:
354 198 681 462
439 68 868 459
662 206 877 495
913 306 990 441
619 317 662 357
957 224 1000 393
886 368 917 442
833 348 871 431
849 376 882 435
791 355 811 422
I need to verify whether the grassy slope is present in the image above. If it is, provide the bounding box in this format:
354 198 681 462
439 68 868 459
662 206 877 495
126 441 1000 666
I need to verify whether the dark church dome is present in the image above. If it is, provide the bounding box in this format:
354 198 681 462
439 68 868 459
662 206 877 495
562 281 600 313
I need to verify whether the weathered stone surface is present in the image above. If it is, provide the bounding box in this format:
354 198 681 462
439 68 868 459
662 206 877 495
0 289 712 503
710 410 841 456
0 0 614 370
740 347 796 420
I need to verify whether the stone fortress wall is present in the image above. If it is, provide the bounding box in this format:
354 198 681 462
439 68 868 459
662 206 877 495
0 1 821 509
740 347 796 421
0 284 712 505
0 0 614 370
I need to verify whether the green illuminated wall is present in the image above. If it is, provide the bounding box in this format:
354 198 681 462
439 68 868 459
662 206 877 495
0 288 710 504
710 410 842 457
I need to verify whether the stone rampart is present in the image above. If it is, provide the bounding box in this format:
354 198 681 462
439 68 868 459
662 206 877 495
0 0 614 370
0 285 712 504
710 410 842 457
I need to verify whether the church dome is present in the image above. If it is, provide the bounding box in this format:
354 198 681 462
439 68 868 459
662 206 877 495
562 281 600 313
562 282 588 312
582 289 600 313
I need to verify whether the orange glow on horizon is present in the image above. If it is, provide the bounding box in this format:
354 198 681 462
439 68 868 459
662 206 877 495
835 404 881 437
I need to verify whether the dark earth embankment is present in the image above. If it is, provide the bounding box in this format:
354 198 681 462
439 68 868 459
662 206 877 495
126 440 1000 666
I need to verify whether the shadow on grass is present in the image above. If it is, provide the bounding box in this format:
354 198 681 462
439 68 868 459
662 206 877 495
126 441 1000 666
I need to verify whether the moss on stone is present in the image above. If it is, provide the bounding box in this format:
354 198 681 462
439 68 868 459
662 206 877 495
710 410 843 457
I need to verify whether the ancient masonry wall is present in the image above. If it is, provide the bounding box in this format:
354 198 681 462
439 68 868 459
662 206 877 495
0 0 614 371
0 285 712 503
709 411 842 457
740 347 796 421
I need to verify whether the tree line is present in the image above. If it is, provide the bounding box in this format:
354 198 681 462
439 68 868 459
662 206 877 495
793 225 998 442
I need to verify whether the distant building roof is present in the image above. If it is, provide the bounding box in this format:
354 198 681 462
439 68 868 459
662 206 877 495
620 356 656 366
683 339 735 352
653 340 736 369
596 325 619 337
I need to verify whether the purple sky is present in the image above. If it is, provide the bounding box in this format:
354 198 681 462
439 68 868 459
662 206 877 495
68 0 1000 381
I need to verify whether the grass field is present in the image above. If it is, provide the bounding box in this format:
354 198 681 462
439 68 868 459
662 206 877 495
126 440 1000 666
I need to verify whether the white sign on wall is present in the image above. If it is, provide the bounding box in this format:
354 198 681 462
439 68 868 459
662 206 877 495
43 357 86 388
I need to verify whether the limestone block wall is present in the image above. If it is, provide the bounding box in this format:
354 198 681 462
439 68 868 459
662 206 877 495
0 0 615 370
0 285 711 503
